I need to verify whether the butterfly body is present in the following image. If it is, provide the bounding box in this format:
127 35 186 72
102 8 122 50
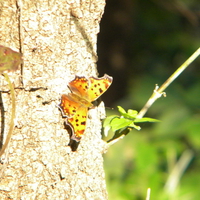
59 74 113 141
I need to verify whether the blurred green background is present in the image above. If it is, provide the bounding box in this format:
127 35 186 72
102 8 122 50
97 0 200 199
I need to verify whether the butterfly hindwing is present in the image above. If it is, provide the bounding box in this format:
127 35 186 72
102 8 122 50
59 94 80 117
67 106 88 141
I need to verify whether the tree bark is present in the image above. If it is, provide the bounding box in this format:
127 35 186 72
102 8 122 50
0 0 108 199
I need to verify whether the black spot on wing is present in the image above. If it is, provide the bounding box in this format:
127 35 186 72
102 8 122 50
99 88 103 93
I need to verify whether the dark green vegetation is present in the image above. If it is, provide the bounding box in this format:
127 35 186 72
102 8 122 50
98 0 200 199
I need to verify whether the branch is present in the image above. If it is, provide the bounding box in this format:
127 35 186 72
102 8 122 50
107 48 200 145
137 47 200 119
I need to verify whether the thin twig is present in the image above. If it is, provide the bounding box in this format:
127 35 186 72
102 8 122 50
137 47 200 118
0 73 16 156
107 48 200 145
146 188 151 200
164 150 193 193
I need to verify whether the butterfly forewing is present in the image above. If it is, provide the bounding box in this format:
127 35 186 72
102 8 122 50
88 74 113 102
69 76 89 98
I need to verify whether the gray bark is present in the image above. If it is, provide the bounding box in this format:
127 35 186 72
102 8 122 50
0 0 108 199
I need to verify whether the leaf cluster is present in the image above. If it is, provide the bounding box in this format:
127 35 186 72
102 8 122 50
104 106 160 142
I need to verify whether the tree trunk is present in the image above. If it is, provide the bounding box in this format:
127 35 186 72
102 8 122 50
0 0 108 199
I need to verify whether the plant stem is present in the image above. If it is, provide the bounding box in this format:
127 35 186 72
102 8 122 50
0 73 16 156
137 47 200 119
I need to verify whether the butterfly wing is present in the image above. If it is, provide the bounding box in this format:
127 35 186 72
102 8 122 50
59 94 80 117
67 106 88 141
68 74 113 102
68 76 89 98
59 74 113 142
59 94 88 141
87 74 113 102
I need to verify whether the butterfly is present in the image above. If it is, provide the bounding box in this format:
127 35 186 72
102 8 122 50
59 74 113 142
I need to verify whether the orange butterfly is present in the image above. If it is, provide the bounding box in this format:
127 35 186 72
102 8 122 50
59 74 113 141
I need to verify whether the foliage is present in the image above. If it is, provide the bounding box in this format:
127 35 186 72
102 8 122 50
104 106 160 141
101 1 200 199
104 76 200 200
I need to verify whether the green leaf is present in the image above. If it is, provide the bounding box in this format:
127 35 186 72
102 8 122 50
110 118 133 132
103 115 119 137
134 117 161 123
103 115 119 127
117 106 127 115
128 122 141 130
0 45 22 73
104 106 160 140
117 106 138 119
127 109 138 118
